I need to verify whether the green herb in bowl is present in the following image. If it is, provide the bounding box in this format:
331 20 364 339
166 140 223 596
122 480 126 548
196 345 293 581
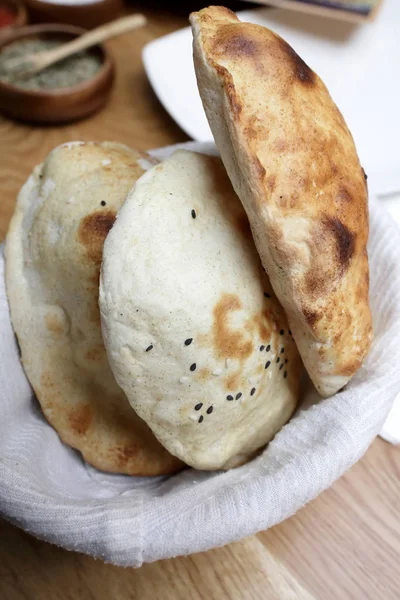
0 39 102 89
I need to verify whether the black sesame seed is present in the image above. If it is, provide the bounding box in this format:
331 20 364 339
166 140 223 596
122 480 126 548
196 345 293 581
198 415 204 423
206 406 213 414
250 387 256 396
284 371 287 379
227 395 234 401
281 348 285 354
190 363 196 372
260 345 265 351
236 393 242 400
191 209 196 219
101 200 106 206
289 330 292 335
195 403 203 411
285 359 288 364
279 364 284 371
266 345 271 352
265 361 271 369
280 329 284 335
184 338 193 346
264 292 271 298
276 357 280 364
145 345 153 352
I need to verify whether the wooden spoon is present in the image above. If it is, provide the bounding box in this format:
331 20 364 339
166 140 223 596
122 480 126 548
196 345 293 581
1 14 146 80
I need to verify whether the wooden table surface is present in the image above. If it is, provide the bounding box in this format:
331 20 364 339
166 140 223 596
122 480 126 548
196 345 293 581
1 3 399 599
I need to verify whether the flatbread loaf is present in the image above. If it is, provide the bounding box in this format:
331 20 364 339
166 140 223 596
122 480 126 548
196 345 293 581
100 150 302 470
191 7 373 397
5 141 182 476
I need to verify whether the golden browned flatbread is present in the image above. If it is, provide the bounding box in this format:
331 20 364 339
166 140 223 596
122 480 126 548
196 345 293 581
191 7 373 397
5 141 182 475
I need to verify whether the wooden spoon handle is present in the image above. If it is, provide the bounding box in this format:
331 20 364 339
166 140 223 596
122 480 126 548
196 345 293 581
39 14 146 70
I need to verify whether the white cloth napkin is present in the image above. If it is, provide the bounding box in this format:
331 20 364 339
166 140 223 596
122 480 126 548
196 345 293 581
377 193 400 445
1 142 400 567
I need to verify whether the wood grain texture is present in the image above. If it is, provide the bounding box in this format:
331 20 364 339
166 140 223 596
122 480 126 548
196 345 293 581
0 3 399 599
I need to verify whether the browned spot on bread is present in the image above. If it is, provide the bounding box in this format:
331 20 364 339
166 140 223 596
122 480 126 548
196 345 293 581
212 294 253 361
69 404 93 436
305 270 327 296
46 313 64 335
214 64 242 119
299 175 311 192
340 354 364 377
90 272 100 286
40 371 57 395
243 115 263 141
113 443 140 466
326 217 355 268
356 260 370 304
252 308 273 341
362 251 370 287
267 174 276 193
77 209 116 265
40 371 52 387
253 156 266 180
129 161 143 172
277 37 315 85
226 82 242 119
330 161 338 175
337 187 352 203
244 124 257 140
303 308 319 326
225 371 241 391
333 330 341 344
220 32 259 58
85 345 104 362
197 367 211 382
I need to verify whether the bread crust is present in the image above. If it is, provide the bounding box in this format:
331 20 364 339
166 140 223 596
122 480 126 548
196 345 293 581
191 7 373 396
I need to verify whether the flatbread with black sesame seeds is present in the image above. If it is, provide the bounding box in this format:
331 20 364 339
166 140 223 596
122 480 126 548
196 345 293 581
100 150 302 470
5 141 183 476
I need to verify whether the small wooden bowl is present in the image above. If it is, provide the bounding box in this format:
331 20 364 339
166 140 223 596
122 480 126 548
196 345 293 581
25 0 123 29
0 24 115 124
0 0 28 39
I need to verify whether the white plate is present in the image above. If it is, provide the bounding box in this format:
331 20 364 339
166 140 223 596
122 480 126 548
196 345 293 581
143 0 400 196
